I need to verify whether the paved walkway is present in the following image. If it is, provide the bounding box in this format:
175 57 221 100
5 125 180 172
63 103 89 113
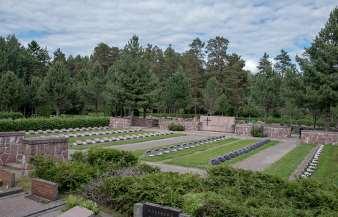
232 138 299 172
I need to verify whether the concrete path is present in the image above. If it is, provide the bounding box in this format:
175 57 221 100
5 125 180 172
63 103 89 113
145 162 207 177
232 138 299 172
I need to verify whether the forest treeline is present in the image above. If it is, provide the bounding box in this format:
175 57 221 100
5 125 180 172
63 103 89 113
0 8 337 128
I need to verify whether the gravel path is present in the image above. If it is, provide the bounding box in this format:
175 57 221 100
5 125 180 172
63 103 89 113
232 138 299 172
145 161 207 176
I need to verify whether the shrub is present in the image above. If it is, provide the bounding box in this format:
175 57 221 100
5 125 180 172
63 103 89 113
0 112 24 120
251 125 264 137
31 156 97 192
0 116 109 132
168 122 185 131
87 147 138 168
65 195 100 214
83 172 202 216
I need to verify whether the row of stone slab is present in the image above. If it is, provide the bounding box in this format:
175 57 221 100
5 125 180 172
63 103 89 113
36 129 143 139
72 131 173 146
25 126 112 135
300 145 324 178
145 135 228 157
210 139 270 165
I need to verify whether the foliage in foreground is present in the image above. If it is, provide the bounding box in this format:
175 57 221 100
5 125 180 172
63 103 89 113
65 195 100 215
31 147 138 192
0 112 24 120
83 166 338 217
0 116 109 132
168 122 185 131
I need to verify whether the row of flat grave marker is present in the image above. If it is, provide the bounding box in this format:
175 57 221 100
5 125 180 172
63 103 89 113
25 126 114 135
144 135 228 157
27 128 143 138
72 131 174 146
210 139 270 165
300 145 324 178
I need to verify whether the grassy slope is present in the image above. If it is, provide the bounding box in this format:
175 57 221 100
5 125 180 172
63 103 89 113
311 144 338 185
70 133 184 150
165 139 256 168
264 144 315 179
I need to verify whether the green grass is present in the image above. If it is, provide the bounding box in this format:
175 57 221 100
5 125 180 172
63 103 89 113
141 138 239 162
311 144 338 185
70 133 184 150
165 139 257 168
68 132 142 142
264 144 315 179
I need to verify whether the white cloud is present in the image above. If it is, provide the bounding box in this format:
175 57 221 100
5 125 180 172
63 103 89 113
244 59 258 73
0 0 336 67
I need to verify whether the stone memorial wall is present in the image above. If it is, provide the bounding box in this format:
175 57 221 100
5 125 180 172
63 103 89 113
109 117 132 128
158 117 200 131
301 130 338 145
23 137 68 162
263 125 291 138
235 124 253 136
200 116 235 132
131 117 159 127
0 132 68 166
0 132 25 165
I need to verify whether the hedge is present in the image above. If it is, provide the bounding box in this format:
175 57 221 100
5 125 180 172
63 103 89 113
0 112 24 120
0 116 109 132
83 166 338 217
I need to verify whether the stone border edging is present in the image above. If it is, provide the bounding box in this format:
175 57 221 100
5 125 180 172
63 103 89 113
289 145 318 180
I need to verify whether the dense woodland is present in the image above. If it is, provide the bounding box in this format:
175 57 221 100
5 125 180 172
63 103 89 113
0 8 337 128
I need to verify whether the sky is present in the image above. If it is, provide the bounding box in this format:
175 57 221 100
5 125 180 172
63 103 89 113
0 0 336 72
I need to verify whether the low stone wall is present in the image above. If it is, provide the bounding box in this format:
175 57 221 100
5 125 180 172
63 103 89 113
31 178 58 201
109 117 132 128
0 169 15 187
159 117 200 131
23 137 68 162
263 125 291 138
301 130 338 145
235 124 253 136
0 132 25 165
131 117 159 128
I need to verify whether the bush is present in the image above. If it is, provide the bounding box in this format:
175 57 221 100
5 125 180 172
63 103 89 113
0 112 24 120
168 123 185 131
87 147 138 168
251 125 264 137
65 195 100 214
31 156 97 192
0 116 109 132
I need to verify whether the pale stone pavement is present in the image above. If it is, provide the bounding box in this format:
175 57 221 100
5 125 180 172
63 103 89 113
232 137 299 171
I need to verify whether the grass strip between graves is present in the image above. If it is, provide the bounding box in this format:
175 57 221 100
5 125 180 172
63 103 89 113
311 144 338 185
165 139 256 168
264 143 315 179
141 138 238 162
70 133 184 150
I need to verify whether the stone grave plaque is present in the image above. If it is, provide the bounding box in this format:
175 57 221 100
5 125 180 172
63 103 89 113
142 202 180 217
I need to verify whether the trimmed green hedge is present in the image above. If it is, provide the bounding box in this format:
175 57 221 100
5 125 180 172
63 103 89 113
0 112 24 120
168 123 185 131
0 116 109 132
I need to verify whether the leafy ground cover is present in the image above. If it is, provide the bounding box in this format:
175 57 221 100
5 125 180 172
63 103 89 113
311 144 338 185
264 144 315 179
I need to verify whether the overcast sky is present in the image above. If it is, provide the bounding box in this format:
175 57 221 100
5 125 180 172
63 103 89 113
0 0 336 72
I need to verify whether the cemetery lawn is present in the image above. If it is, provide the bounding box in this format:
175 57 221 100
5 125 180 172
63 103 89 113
164 139 257 168
70 133 184 150
264 143 315 179
141 138 239 162
68 132 142 142
311 144 338 185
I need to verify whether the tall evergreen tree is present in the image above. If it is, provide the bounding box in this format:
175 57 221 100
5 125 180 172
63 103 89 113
0 71 24 111
297 7 338 128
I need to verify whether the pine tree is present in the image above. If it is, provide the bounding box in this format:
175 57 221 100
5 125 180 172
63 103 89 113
297 7 338 129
